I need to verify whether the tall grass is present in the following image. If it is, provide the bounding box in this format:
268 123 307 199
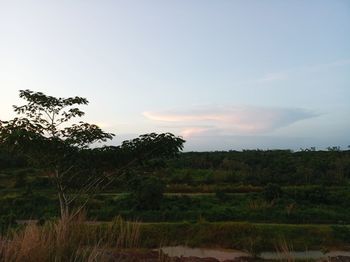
247 199 274 211
0 213 140 262
275 239 294 262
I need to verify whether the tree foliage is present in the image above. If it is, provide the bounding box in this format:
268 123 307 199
0 90 185 217
0 90 115 216
0 90 113 149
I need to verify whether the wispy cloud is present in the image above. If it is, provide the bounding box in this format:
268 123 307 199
143 105 318 138
239 58 350 86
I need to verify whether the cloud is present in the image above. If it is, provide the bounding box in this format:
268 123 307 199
143 105 318 138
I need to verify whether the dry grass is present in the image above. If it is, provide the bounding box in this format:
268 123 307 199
275 238 294 262
247 199 275 211
0 213 140 262
285 203 296 216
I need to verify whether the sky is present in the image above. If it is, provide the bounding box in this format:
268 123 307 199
0 0 349 151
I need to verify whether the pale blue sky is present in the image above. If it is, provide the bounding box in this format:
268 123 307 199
0 0 349 151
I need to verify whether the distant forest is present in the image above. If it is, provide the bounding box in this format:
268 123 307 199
165 149 350 186
1 146 350 186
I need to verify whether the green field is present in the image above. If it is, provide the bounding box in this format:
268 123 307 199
1 150 350 253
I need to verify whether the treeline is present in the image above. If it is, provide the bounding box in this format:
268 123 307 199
165 149 350 186
2 147 350 187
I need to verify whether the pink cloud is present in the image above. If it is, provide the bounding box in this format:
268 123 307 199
143 106 317 137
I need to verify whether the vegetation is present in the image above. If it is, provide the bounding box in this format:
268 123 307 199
1 215 349 261
1 150 350 224
0 90 115 217
0 90 184 218
1 90 350 260
0 213 141 262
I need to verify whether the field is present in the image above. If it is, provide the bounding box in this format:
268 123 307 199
1 149 350 260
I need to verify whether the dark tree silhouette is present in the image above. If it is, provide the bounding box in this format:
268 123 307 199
0 90 185 217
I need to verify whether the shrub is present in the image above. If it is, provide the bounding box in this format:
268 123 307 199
263 183 283 201
215 190 229 201
14 173 27 188
32 176 51 189
331 225 350 242
0 213 16 234
129 176 165 210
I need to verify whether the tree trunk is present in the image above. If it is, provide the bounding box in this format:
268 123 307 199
58 191 69 218
54 169 69 218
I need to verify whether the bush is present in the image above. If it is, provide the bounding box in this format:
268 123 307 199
129 176 165 210
215 190 229 201
0 212 16 234
263 183 283 201
14 172 27 188
32 176 51 189
331 225 350 242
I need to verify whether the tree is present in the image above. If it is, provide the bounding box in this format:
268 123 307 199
0 90 186 218
0 90 114 217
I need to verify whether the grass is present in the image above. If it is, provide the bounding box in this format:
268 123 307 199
0 215 350 261
2 167 350 224
274 239 294 262
0 213 141 262
247 199 275 211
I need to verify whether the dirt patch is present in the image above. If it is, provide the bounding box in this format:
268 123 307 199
100 250 259 261
102 250 350 262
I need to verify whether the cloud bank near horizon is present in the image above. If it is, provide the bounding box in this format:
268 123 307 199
143 105 318 138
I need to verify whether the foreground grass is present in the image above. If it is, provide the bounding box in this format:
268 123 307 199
1 215 350 261
83 220 350 253
0 214 141 262
137 221 350 252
